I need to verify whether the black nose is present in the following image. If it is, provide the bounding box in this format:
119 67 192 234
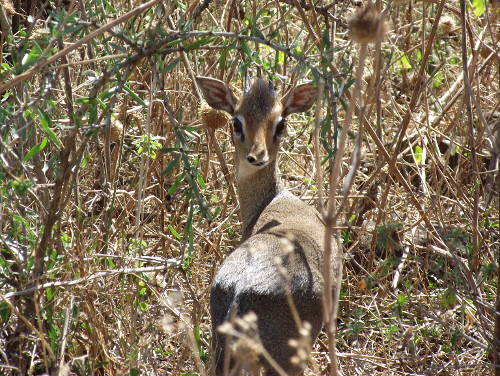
247 155 256 164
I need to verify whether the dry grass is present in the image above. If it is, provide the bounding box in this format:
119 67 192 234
0 0 499 375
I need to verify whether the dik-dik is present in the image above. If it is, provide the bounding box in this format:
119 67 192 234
197 76 338 375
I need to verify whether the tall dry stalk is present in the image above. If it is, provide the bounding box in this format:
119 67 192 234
322 3 387 375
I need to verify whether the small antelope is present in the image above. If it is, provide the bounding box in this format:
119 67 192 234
197 75 338 375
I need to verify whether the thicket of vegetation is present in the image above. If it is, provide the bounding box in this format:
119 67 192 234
0 0 499 374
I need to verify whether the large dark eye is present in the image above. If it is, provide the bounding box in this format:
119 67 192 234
274 119 285 143
233 118 244 141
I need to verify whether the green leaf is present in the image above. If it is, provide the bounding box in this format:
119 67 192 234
62 25 83 35
47 249 58 271
24 137 48 161
397 294 407 306
219 49 227 70
180 126 198 132
93 361 109 369
185 203 195 264
123 85 147 106
184 37 213 51
9 179 32 196
109 42 127 54
182 157 209 220
195 324 207 359
37 108 62 148
0 301 11 322
240 40 252 58
321 28 331 50
80 153 91 168
433 71 444 88
253 8 266 22
168 173 184 195
398 52 412 70
414 145 423 164
161 58 180 73
196 171 206 188
168 225 181 240
471 0 486 17
252 27 265 40
416 49 422 61
442 288 458 309
277 50 285 65
167 39 183 47
46 287 54 301
21 41 42 69
159 147 178 153
47 323 58 354
160 155 180 176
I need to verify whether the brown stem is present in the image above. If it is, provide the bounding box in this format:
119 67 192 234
459 0 481 271
323 39 368 376
388 0 445 166
496 185 500 376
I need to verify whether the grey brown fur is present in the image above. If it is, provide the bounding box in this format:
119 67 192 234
196 76 339 376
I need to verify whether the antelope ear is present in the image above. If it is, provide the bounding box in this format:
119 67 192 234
282 83 318 116
195 77 237 114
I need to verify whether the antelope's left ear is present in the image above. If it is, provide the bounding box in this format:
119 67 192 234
282 83 318 117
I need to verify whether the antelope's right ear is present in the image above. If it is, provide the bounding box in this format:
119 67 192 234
282 83 318 117
196 77 237 114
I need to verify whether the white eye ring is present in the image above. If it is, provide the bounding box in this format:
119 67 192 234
233 115 246 140
273 116 285 142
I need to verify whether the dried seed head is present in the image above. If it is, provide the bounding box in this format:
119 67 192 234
158 314 176 334
279 234 295 255
57 364 71 376
235 316 250 332
290 349 308 369
347 3 386 45
200 104 229 132
439 16 456 35
217 322 236 335
303 321 312 331
299 325 311 338
231 338 261 361
278 265 288 276
110 118 123 142
296 347 308 361
290 355 301 365
242 311 258 325
1 0 15 17
358 278 367 291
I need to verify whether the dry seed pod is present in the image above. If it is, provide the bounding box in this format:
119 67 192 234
231 337 261 362
110 118 123 142
200 104 229 131
217 322 235 335
347 3 386 44
1 0 15 17
439 16 456 35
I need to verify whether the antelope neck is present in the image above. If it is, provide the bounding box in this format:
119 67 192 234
236 159 283 241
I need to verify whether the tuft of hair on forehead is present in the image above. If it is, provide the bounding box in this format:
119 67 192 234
238 78 277 117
